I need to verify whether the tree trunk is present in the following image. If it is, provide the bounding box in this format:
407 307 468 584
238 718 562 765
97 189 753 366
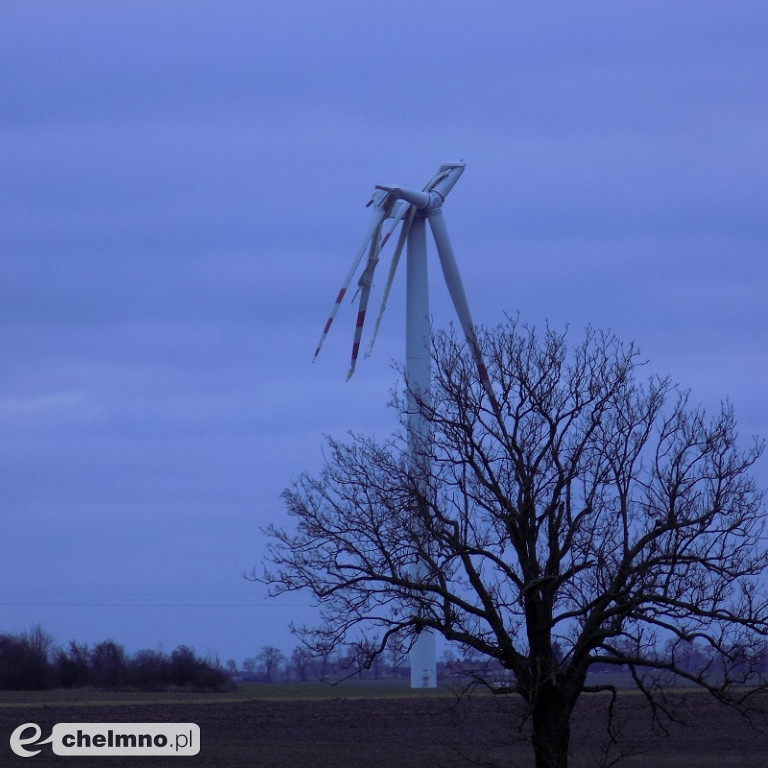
530 684 573 768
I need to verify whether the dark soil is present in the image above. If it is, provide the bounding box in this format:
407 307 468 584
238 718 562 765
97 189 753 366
1 690 767 767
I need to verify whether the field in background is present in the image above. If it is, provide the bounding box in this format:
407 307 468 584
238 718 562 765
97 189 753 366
0 670 709 707
1 681 767 766
0 678 450 706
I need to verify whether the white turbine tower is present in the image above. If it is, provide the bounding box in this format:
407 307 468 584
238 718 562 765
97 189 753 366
314 162 496 688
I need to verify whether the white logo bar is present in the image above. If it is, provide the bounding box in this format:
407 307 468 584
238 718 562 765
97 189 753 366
11 722 200 757
54 724 200 756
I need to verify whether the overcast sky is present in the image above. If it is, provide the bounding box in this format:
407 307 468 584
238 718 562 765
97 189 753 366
2 1 767 665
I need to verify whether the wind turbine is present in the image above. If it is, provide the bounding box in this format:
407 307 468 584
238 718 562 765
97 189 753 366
314 162 496 688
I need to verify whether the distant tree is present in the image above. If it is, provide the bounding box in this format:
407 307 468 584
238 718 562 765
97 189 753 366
459 647 485 674
0 629 233 692
124 645 231 690
241 657 257 680
312 637 338 681
24 625 54 688
0 625 53 690
387 634 408 678
354 637 385 678
260 320 768 768
168 646 199 686
90 640 126 689
53 641 91 688
439 648 459 678
256 645 285 683
127 649 168 689
289 646 314 682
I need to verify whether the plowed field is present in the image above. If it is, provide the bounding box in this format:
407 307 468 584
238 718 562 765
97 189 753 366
1 685 767 766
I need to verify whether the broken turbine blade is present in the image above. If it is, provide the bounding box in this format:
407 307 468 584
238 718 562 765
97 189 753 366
313 191 393 361
366 204 417 358
347 218 385 379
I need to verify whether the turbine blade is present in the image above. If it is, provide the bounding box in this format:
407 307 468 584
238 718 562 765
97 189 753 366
359 165 456 361
425 162 465 200
346 223 384 380
365 204 416 358
378 200 410 248
375 184 430 209
313 194 389 361
421 164 453 192
429 210 500 413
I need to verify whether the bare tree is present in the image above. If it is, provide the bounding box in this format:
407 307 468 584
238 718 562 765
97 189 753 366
90 640 126 689
259 319 768 768
241 657 256 679
256 645 285 683
289 645 315 681
387 632 408 678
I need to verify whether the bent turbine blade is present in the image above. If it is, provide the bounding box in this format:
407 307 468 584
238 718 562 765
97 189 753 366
347 220 385 380
365 204 417 358
429 209 500 413
313 192 391 361
375 184 430 209
378 200 410 248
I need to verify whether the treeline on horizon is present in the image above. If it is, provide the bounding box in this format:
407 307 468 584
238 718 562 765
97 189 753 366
0 625 233 692
7 625 763 692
